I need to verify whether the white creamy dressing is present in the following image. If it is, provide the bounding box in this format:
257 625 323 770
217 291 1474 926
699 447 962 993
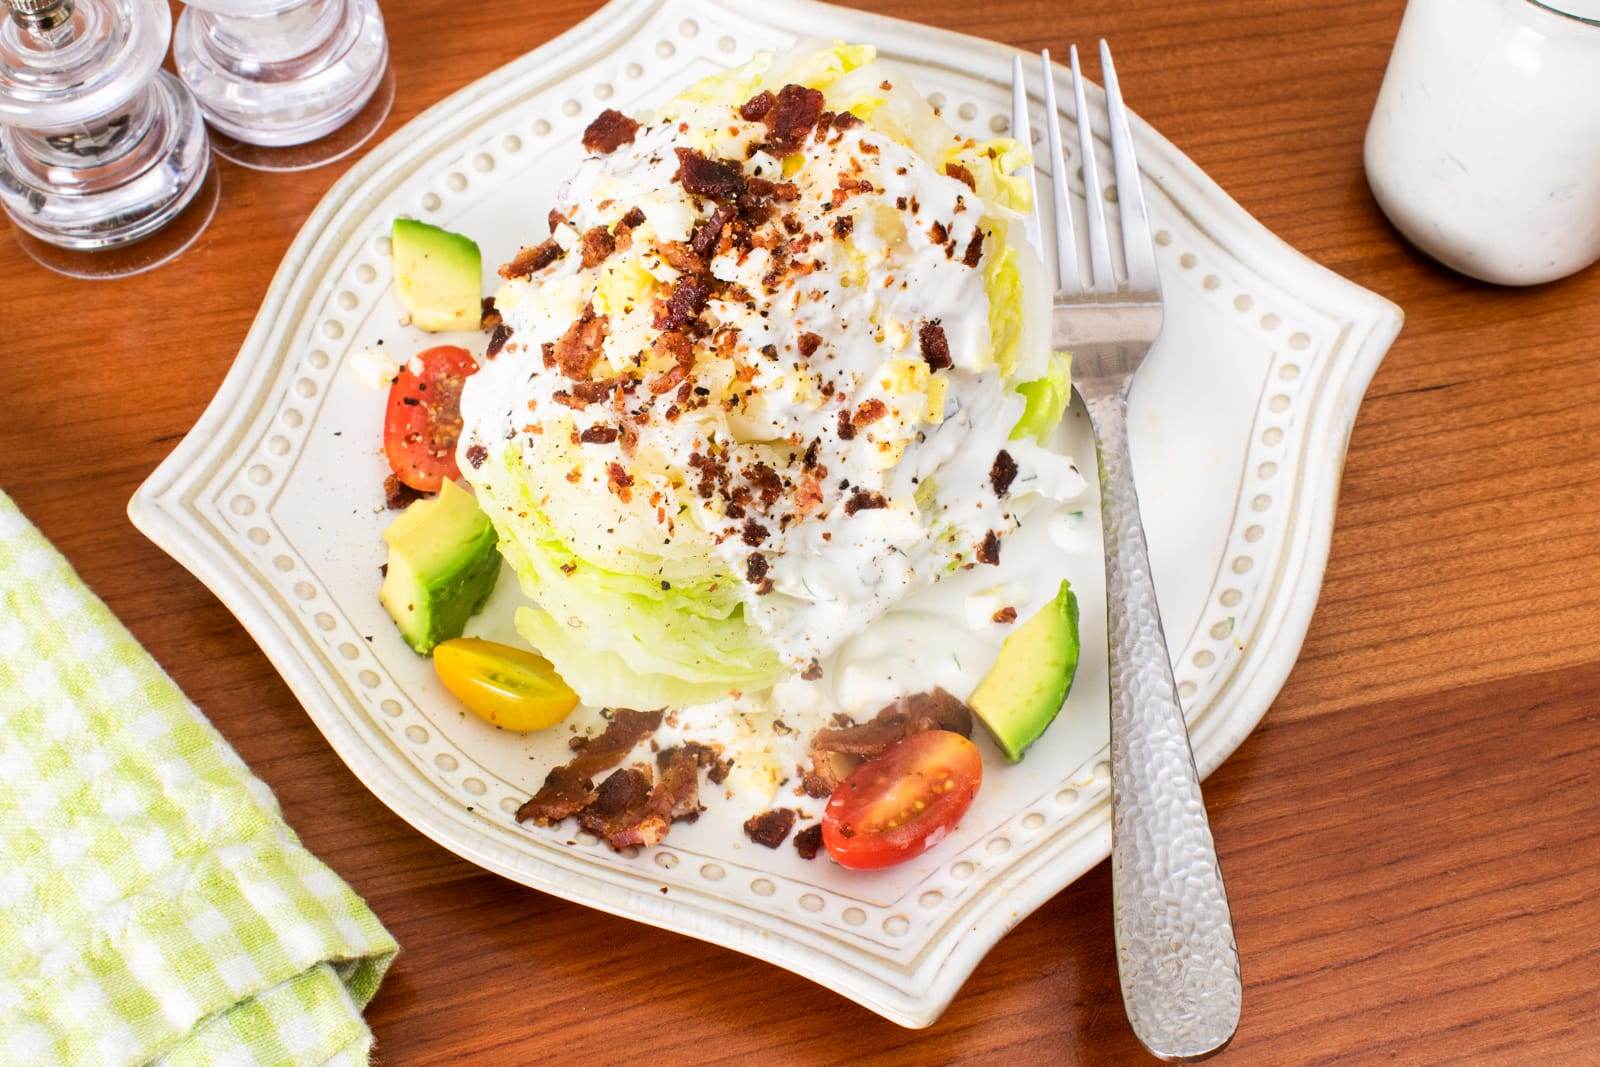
1365 0 1600 285
455 76 1087 800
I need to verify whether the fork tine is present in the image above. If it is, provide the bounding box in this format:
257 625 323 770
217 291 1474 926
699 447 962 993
1070 45 1115 295
1099 40 1159 293
1039 50 1080 296
1010 55 1044 263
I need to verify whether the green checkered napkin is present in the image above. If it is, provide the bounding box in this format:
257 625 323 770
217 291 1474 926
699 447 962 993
0 491 397 1066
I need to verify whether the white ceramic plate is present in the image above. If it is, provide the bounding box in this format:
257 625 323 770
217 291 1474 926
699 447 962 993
130 0 1401 1028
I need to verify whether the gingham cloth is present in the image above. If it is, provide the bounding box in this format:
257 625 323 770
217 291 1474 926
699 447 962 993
0 491 397 1066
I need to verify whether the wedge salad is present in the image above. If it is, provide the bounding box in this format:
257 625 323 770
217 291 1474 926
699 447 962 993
369 44 1087 869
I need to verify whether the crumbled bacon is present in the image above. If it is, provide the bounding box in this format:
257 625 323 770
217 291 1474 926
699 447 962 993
836 409 856 441
801 660 823 681
516 764 596 824
993 605 1018 624
797 332 823 358
553 305 609 379
465 443 488 468
919 321 952 371
673 148 745 200
739 90 775 121
690 203 736 260
571 375 627 405
383 474 424 510
655 275 711 331
929 220 948 245
945 162 977 190
746 552 769 585
976 529 1001 565
486 322 512 358
500 239 563 279
743 808 797 849
963 227 985 268
567 708 664 778
657 240 705 276
548 208 569 233
853 399 887 427
580 225 616 268
607 461 634 502
843 489 886 516
480 296 502 330
831 111 863 132
762 84 825 154
990 449 1018 495
741 519 768 547
832 214 854 239
802 689 975 796
579 425 619 444
577 768 654 839
582 108 640 154
793 824 824 860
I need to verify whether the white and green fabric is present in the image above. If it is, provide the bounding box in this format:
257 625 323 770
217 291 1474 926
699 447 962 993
0 491 397 1066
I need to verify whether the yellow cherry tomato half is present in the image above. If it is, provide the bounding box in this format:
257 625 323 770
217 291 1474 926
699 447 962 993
433 638 578 732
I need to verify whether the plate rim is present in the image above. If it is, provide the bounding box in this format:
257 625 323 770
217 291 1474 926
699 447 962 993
129 0 1402 1028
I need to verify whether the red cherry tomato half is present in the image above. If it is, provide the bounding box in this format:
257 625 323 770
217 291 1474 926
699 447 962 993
822 730 982 870
383 345 478 493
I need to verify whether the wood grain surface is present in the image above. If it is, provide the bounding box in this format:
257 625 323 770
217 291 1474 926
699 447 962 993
5 1 1599 1062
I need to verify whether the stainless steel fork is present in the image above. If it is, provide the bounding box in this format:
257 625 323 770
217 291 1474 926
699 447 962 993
1013 43 1241 1061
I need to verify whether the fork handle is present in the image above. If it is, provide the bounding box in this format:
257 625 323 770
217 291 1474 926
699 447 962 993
1083 390 1242 1061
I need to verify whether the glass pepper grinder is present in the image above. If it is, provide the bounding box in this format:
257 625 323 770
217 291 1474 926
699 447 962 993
0 0 217 278
174 0 391 172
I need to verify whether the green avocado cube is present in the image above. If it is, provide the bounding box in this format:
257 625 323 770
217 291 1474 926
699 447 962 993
379 480 501 654
967 579 1081 761
391 218 483 332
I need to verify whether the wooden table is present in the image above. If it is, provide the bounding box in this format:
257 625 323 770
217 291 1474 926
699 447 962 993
6 0 1599 1061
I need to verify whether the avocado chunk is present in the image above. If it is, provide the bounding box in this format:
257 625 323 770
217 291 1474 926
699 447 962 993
968 579 1081 761
392 218 482 332
380 479 501 654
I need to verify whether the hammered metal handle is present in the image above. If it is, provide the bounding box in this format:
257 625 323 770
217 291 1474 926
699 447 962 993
1085 390 1241 1061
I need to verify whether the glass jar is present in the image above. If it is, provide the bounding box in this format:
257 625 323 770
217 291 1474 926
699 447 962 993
1364 0 1600 285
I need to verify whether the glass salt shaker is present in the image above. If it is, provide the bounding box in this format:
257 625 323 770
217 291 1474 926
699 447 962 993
1365 0 1600 286
0 0 217 278
173 0 392 172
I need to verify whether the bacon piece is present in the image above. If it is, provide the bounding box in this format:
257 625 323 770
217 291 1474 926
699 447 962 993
486 322 512 358
552 306 609 380
763 84 826 154
743 808 797 849
500 239 563 279
797 332 823 358
673 148 745 200
793 824 824 860
580 225 616 269
516 764 597 825
579 425 619 444
480 296 502 330
383 474 424 510
570 375 627 405
993 605 1018 624
919 321 952 371
655 275 711 331
656 240 705 276
962 227 985 268
597 744 723 850
741 519 768 547
836 408 856 441
607 461 634 502
739 90 775 122
853 399 887 427
831 214 854 239
945 162 977 190
976 529 1001 565
831 111 863 132
990 449 1018 495
843 489 887 516
465 443 488 468
581 108 640 154
746 552 769 585
577 768 654 839
567 708 664 778
802 688 975 797
690 203 736 260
